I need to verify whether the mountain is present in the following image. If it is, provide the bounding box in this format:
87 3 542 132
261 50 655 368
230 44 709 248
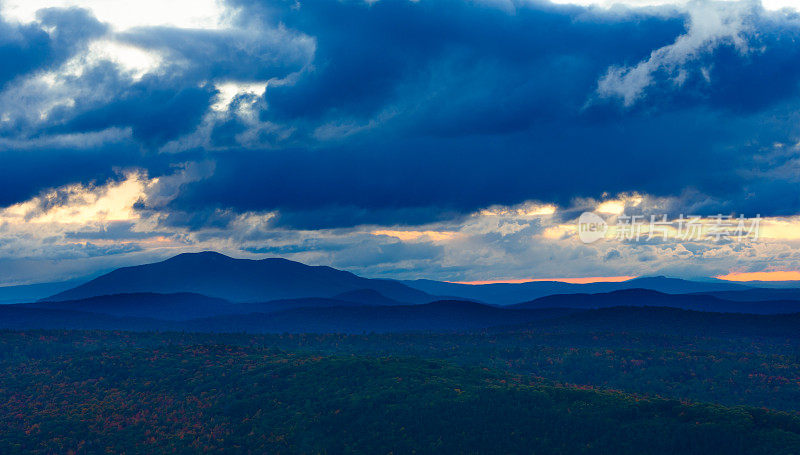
511 288 800 314
504 306 800 339
1 298 576 333
0 279 87 304
231 297 382 314
621 276 751 293
29 292 405 321
333 289 401 305
6 294 799 335
724 280 800 289
402 276 751 305
690 288 800 302
46 252 433 304
29 293 237 320
0 305 171 331
183 301 578 334
7 288 800 334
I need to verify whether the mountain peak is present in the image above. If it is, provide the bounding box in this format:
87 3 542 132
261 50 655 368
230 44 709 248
164 251 236 263
46 251 432 304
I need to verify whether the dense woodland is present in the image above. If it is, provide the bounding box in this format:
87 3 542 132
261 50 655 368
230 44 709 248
1 328 799 453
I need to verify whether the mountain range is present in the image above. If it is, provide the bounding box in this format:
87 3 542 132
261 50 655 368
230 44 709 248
511 288 800 314
403 276 752 305
0 251 797 334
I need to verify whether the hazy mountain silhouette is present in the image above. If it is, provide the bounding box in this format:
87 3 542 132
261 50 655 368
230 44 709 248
46 252 433 303
333 289 401 305
15 251 800 334
724 280 800 289
29 293 237 320
689 288 800 302
1 298 576 333
183 301 578 334
231 297 383 315
4 299 798 336
511 289 800 314
402 276 752 305
0 305 171 331
0 279 87 304
510 306 800 339
30 292 405 321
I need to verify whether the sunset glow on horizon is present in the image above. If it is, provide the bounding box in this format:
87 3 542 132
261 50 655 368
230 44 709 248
715 271 800 282
451 276 638 285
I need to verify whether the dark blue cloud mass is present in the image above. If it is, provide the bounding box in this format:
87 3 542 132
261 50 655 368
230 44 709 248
1 0 800 230
0 7 106 89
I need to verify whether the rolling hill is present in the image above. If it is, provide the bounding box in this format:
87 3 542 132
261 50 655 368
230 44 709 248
183 301 578 334
29 290 409 321
28 292 235 320
0 298 577 333
0 279 87 304
4 294 800 336
402 276 751 305
511 306 800 339
689 288 800 302
512 288 800 314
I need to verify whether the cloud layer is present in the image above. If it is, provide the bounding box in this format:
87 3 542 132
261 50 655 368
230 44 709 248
1 0 800 283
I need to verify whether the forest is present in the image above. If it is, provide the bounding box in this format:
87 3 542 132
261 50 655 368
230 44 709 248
1 328 799 454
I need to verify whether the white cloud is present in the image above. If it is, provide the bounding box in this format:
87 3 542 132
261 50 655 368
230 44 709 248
548 0 797 12
1 0 231 31
2 180 800 284
761 0 800 10
0 38 163 136
0 163 212 260
82 40 163 80
211 81 268 112
597 1 753 106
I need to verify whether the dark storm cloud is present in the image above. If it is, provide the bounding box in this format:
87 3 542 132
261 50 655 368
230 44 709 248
244 0 684 127
168 0 800 226
118 25 314 82
2 0 800 229
171 106 783 228
0 7 106 89
58 79 217 147
0 144 140 206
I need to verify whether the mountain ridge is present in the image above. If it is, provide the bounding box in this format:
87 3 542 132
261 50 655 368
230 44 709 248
402 276 752 305
511 288 800 314
46 252 433 304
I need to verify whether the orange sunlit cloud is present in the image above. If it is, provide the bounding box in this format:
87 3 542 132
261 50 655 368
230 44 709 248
451 275 638 285
371 229 459 242
716 271 800 282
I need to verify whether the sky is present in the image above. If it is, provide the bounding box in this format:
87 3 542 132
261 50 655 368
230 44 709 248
1 0 800 285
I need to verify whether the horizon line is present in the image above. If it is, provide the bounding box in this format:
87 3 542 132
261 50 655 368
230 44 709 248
448 276 639 285
716 271 800 282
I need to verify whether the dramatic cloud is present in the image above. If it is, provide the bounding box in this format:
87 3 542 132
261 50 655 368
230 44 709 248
597 1 753 106
1 0 800 283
